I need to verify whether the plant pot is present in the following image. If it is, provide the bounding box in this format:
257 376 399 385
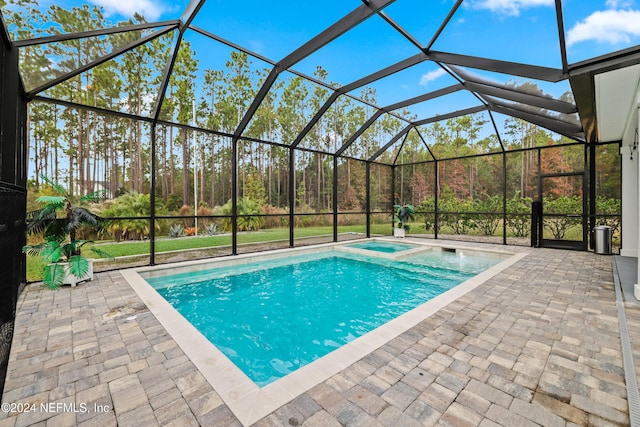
393 228 405 238
48 259 94 287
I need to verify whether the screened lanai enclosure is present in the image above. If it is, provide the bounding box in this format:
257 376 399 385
1 0 631 279
3 0 640 405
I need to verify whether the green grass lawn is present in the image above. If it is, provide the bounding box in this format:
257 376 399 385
26 224 393 282
26 221 609 283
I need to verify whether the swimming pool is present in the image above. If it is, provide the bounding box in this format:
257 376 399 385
123 240 526 425
347 240 417 253
145 248 499 386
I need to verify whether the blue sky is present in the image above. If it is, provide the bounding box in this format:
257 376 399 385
67 0 640 64
17 0 640 134
60 1 640 95
33 0 640 68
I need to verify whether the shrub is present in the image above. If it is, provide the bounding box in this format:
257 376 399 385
164 194 182 212
169 224 184 238
99 192 160 241
23 175 111 289
338 213 365 227
203 224 219 236
596 196 621 234
472 195 502 236
261 205 288 229
393 204 415 231
420 197 435 232
543 195 582 239
179 204 193 228
439 197 476 235
505 193 532 237
219 198 265 231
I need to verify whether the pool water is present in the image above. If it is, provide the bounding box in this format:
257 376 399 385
147 250 499 386
347 241 416 253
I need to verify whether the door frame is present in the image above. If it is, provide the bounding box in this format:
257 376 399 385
538 171 587 251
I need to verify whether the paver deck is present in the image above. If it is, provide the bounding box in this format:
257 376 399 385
0 241 635 426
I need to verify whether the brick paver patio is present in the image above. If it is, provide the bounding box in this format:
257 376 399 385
0 241 634 426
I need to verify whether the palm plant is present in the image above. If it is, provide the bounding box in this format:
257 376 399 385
100 192 159 241
220 198 265 231
23 175 110 289
394 203 415 231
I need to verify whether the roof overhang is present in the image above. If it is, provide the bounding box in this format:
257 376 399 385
570 47 640 144
595 65 640 144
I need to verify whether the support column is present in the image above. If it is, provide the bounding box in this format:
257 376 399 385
333 156 338 242
624 91 640 298
391 166 396 233
434 160 439 239
289 148 295 248
150 125 156 265
366 162 371 238
636 132 640 296
635 94 640 298
621 102 639 258
232 138 238 255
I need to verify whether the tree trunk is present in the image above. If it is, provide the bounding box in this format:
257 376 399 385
78 106 85 195
181 128 189 206
162 127 168 199
136 92 143 192
199 138 204 206
170 126 175 196
129 123 136 193
210 136 216 206
316 153 321 212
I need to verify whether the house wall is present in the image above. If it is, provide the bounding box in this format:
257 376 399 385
619 87 640 297
620 99 639 258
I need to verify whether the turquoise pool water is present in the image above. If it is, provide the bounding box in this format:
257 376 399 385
347 241 416 253
146 250 499 386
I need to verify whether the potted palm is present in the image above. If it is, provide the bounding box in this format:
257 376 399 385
393 203 415 238
23 175 110 289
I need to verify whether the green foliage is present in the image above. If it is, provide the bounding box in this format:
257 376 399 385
420 196 435 232
393 204 415 231
169 224 185 238
595 196 621 234
471 195 502 236
26 175 106 241
9 2 622 253
165 194 183 212
23 175 110 289
43 262 66 290
244 171 267 206
505 193 533 237
100 192 161 241
438 187 476 234
203 224 219 236
543 195 582 239
220 198 265 231
296 182 306 208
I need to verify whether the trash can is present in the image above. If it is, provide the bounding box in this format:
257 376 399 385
593 225 612 255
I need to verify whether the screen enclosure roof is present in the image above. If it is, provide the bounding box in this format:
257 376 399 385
3 0 640 162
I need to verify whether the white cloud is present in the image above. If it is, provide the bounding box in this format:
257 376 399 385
89 0 167 21
467 0 553 16
606 0 634 8
567 9 640 46
419 68 446 86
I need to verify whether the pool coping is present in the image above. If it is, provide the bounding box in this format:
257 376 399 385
121 238 527 426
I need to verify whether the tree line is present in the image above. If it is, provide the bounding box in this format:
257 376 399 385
4 1 620 230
